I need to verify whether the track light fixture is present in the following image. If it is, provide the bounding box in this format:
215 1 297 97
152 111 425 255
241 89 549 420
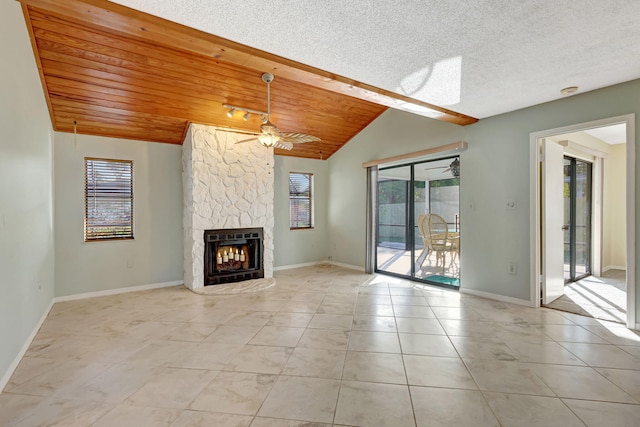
222 104 267 122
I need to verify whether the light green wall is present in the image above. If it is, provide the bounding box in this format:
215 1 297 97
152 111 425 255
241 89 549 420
328 79 639 314
54 133 184 296
464 80 638 305
0 1 55 386
274 156 329 267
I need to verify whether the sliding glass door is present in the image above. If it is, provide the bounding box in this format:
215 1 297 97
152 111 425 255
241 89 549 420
375 157 460 287
376 165 411 277
563 156 592 283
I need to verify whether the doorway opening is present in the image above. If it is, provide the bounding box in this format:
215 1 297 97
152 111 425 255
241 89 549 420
531 115 635 327
375 156 460 288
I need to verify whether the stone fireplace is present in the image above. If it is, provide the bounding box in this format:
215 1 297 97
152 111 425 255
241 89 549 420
183 124 274 290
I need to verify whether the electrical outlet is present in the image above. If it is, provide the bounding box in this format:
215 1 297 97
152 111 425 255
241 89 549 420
508 263 517 275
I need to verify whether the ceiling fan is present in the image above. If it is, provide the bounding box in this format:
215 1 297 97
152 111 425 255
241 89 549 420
424 159 460 177
235 73 320 150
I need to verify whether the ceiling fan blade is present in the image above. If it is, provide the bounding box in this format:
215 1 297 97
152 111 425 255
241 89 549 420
235 138 258 144
275 141 294 150
216 127 259 136
280 133 321 144
442 167 452 173
424 166 447 171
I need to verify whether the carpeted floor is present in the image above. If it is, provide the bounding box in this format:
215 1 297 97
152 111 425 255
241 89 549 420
545 269 627 324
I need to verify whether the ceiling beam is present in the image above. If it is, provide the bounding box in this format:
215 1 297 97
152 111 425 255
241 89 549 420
18 0 478 126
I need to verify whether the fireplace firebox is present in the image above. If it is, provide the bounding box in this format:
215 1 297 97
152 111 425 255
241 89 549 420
204 228 264 285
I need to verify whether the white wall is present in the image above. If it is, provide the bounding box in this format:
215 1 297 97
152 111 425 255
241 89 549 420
328 79 640 313
0 0 55 387
54 132 183 297
274 156 329 267
604 143 627 270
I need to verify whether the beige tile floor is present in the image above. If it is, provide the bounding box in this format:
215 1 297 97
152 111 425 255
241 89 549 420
1 264 640 426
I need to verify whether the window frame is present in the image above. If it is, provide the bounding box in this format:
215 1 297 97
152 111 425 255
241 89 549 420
289 171 314 230
84 157 134 242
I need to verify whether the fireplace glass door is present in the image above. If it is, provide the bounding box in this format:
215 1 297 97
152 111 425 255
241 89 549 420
204 228 264 285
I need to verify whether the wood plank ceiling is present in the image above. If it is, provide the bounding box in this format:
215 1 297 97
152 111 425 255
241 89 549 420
19 0 477 160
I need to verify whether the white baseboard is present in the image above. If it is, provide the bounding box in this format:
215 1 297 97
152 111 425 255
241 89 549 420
459 288 532 307
603 265 627 273
0 300 54 393
53 280 184 303
327 260 365 272
274 260 365 273
273 261 323 271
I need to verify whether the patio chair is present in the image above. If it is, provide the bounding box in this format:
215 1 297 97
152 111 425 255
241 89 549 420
426 213 456 274
415 214 431 269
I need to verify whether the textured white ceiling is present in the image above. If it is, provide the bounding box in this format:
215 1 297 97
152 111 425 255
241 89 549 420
110 0 640 119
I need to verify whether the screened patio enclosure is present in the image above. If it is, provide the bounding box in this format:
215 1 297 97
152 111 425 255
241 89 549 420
376 156 460 288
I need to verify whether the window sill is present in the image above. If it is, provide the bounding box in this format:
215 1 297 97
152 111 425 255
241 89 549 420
84 237 135 243
290 227 314 231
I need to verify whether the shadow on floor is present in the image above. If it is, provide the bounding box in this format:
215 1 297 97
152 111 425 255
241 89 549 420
545 269 626 324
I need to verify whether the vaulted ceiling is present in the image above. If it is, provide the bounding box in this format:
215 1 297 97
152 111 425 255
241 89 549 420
19 0 477 160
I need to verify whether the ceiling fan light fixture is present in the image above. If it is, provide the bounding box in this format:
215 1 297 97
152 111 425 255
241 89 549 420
226 107 236 118
231 73 320 152
258 133 278 147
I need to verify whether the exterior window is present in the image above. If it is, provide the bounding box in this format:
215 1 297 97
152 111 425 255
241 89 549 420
289 172 313 229
84 158 133 241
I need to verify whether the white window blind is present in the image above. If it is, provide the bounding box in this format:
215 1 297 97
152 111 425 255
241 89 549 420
84 158 134 241
289 172 313 229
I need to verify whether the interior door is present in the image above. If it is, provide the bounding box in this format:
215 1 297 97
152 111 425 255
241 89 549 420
542 139 565 304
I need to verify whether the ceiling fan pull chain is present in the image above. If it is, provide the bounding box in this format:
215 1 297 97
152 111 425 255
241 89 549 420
265 146 271 174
